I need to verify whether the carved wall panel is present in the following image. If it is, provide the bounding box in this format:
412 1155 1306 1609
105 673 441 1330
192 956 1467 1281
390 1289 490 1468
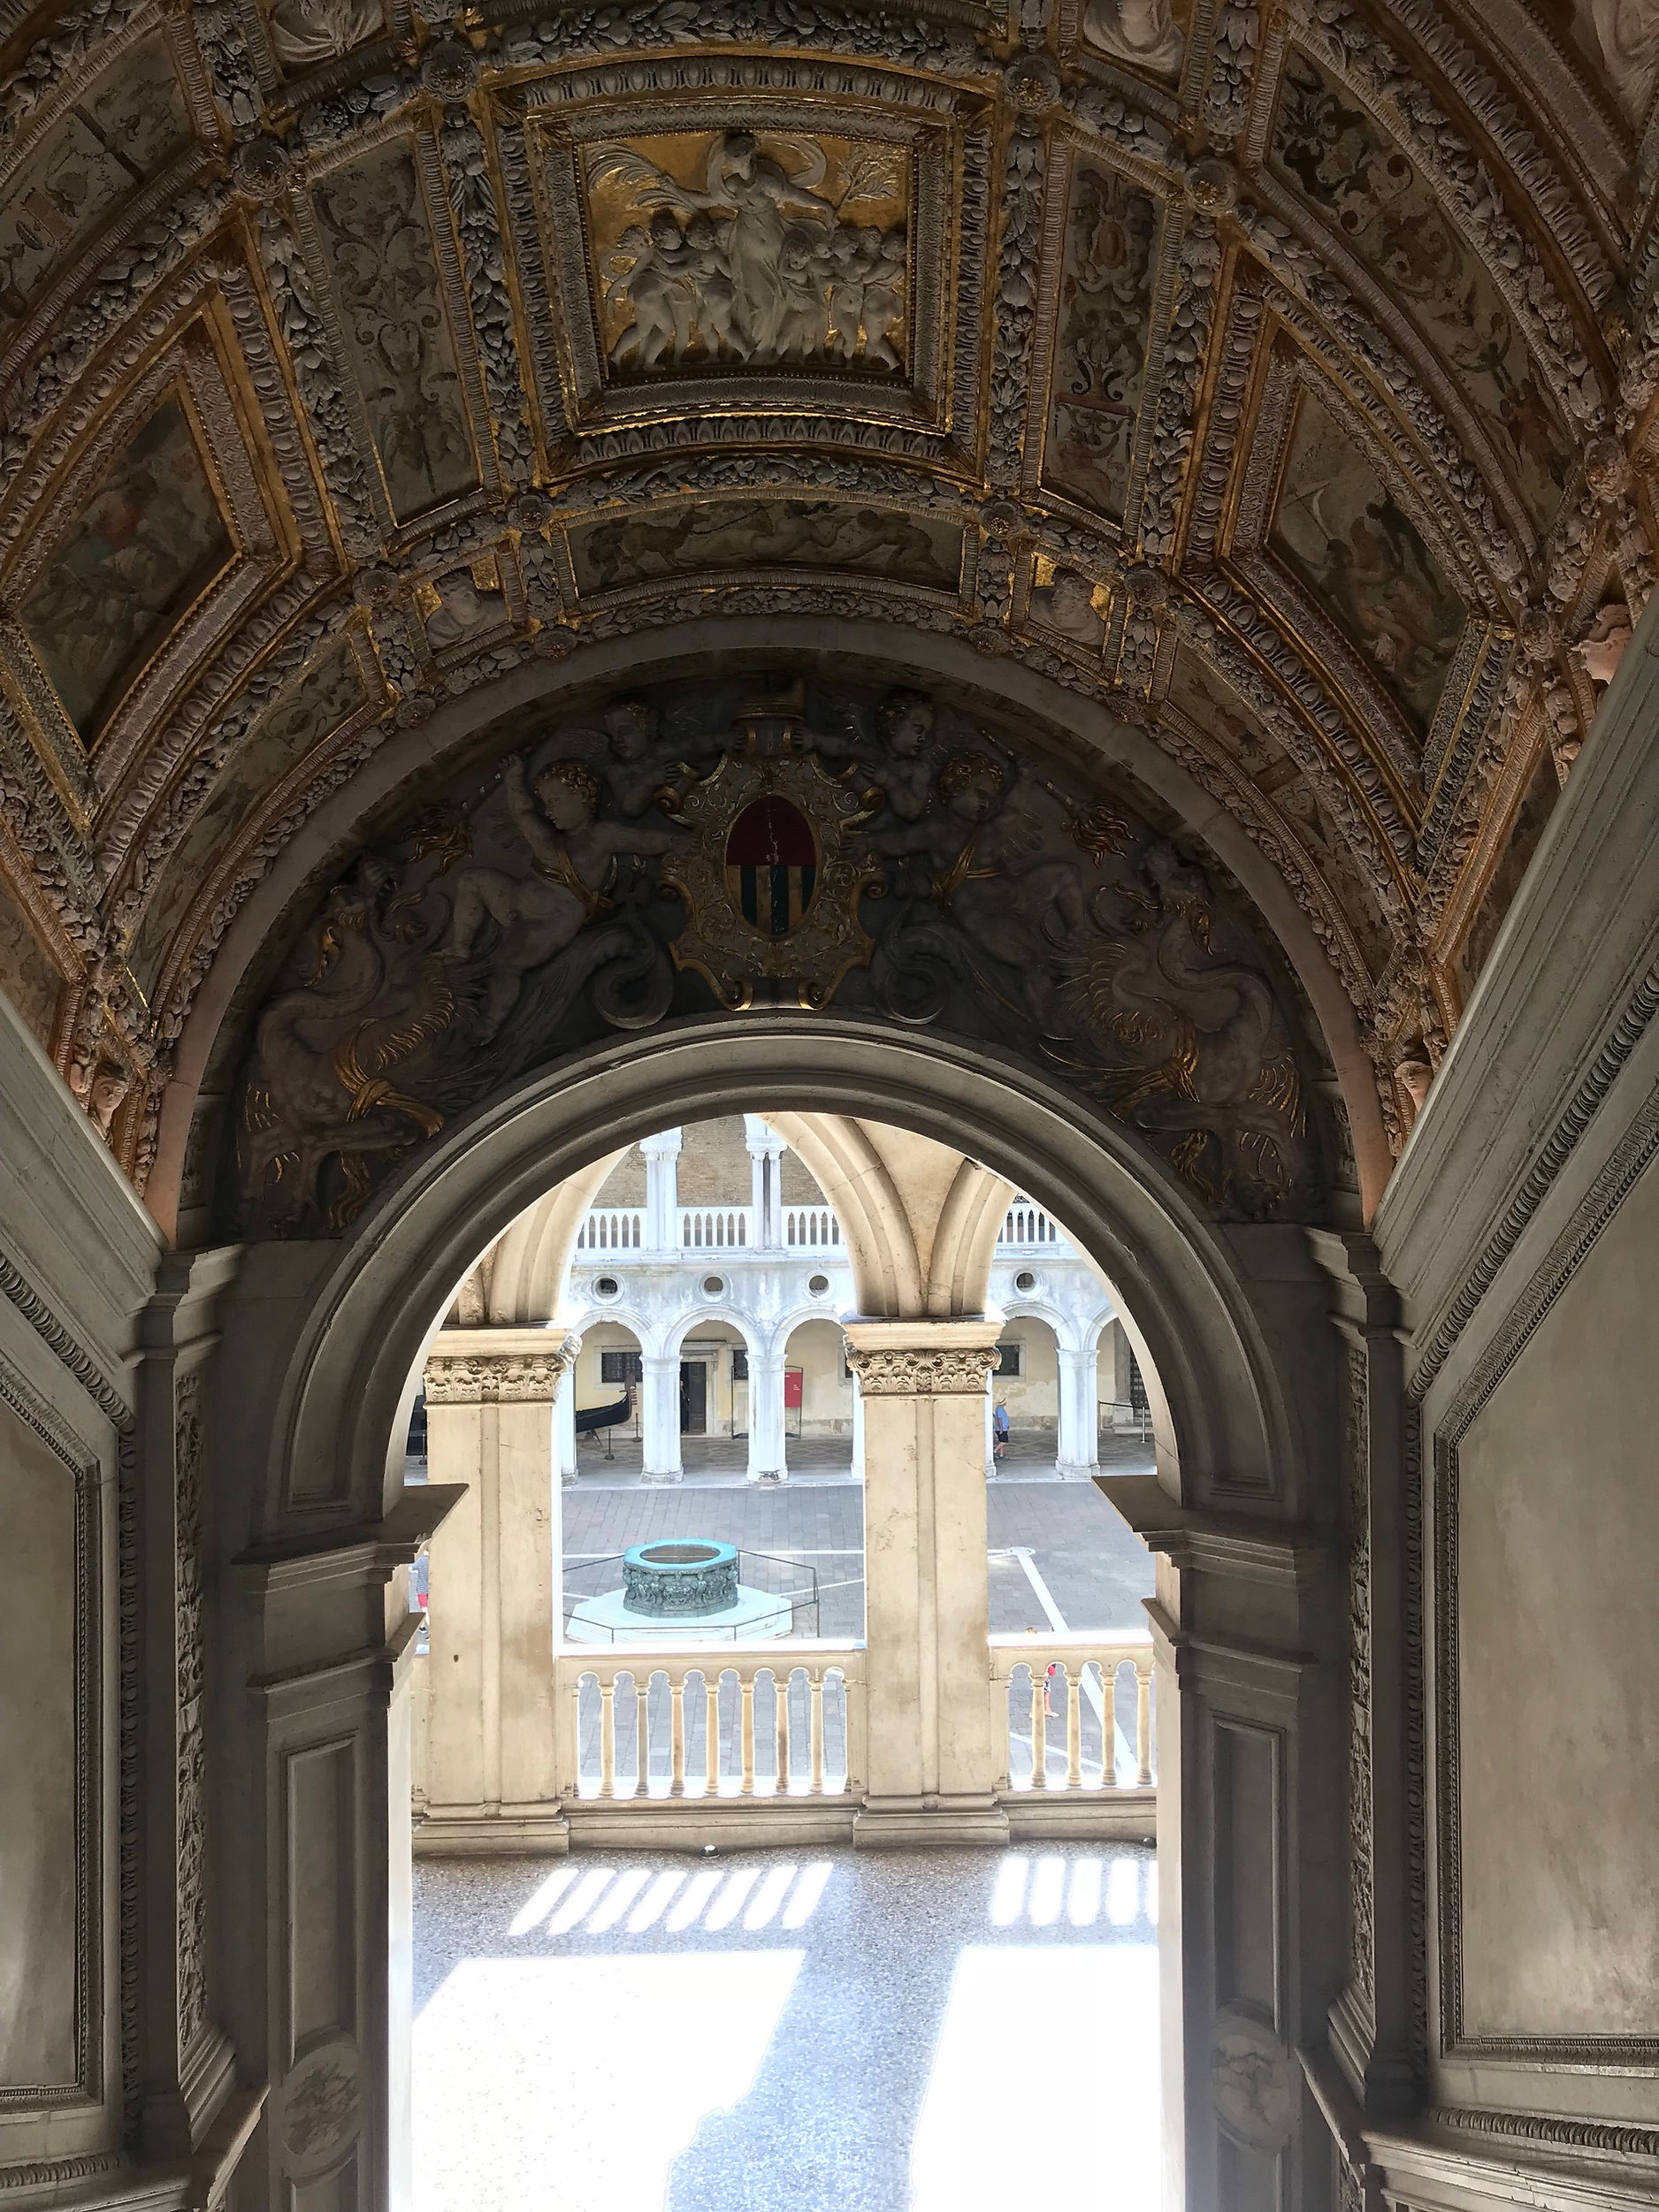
230 675 1332 1236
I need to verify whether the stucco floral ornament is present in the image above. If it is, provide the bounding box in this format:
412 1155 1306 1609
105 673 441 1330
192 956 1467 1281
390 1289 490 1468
658 700 883 1011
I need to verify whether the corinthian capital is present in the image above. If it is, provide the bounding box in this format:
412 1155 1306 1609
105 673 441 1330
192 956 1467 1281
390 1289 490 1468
423 1327 577 1404
846 1345 1001 1395
842 1317 1004 1396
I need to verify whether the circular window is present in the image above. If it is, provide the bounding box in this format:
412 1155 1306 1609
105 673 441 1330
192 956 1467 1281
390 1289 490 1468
1015 1270 1037 1293
703 1274 725 1296
808 1272 830 1296
593 1276 621 1300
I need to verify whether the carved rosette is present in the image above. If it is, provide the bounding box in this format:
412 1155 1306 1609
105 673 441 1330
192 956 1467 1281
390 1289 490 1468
423 1348 574 1403
844 1345 1001 1395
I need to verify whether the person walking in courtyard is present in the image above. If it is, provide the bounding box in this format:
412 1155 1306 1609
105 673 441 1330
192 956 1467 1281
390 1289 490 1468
993 1400 1010 1460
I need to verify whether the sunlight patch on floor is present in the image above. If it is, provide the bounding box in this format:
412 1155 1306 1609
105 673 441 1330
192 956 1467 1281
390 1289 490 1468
911 1944 1158 2211
413 1951 804 2212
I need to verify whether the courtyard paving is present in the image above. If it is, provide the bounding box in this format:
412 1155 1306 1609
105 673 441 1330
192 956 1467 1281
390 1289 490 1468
413 1841 1159 2212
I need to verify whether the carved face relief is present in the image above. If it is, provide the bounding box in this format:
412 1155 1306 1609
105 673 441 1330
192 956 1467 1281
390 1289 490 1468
0 34 189 343
19 396 233 742
1272 56 1571 532
1043 164 1160 523
568 500 963 598
1269 390 1464 735
585 129 911 380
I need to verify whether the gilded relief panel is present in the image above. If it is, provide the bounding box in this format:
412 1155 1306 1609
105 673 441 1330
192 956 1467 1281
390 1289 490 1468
1271 54 1571 533
585 130 911 378
0 32 190 345
1269 387 1466 736
125 639 371 1001
1040 161 1160 524
568 499 965 599
310 138 480 526
18 395 232 744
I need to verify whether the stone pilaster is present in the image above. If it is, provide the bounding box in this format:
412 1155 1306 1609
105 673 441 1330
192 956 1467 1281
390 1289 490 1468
418 1328 577 1851
844 1319 1007 1846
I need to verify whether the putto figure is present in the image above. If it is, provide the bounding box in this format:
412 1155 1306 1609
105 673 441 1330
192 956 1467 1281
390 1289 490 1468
590 130 908 373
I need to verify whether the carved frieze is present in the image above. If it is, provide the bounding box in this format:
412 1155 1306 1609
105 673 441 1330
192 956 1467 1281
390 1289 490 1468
423 1347 574 1401
231 675 1327 1236
843 1343 1002 1394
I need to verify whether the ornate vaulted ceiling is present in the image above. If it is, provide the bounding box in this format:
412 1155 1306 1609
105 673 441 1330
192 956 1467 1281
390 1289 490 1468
0 0 1650 1225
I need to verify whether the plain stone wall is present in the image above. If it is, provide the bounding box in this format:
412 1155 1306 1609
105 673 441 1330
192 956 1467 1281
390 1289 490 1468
1456 1155 1659 2040
0 1396 77 2086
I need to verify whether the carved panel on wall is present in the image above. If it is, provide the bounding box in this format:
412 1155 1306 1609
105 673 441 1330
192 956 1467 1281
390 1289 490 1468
566 497 967 604
172 1370 207 2061
230 675 1328 1237
1039 156 1163 524
1269 51 1572 537
0 31 192 361
304 133 489 531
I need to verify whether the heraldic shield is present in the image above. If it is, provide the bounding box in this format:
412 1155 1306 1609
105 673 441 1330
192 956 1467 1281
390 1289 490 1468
661 739 882 1010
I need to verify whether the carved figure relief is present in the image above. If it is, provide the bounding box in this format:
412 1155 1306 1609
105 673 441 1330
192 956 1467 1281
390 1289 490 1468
570 500 961 596
1082 0 1188 82
420 561 507 652
1270 390 1465 734
234 681 1321 1235
1567 0 1659 119
0 35 188 340
1044 164 1160 522
1272 57 1571 532
1030 564 1108 652
311 143 478 523
585 130 909 375
19 397 232 741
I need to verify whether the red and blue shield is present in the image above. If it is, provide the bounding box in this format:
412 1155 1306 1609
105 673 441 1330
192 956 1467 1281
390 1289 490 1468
725 794 817 936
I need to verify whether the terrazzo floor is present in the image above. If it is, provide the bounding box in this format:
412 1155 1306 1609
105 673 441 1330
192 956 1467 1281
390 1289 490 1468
413 1842 1160 2212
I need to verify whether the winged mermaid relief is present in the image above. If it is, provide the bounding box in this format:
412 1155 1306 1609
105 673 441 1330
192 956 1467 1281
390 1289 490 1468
591 131 907 371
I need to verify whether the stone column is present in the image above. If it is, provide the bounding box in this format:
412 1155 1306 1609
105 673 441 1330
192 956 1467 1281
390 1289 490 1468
850 1366 864 1479
1057 1346 1099 1479
844 1318 1007 1845
555 1357 577 1488
642 1127 682 1253
745 1116 784 1247
641 1351 683 1482
747 1339 788 1484
418 1327 575 1850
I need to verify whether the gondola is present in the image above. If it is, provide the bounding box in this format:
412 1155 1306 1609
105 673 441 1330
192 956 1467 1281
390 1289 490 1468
573 1384 635 1435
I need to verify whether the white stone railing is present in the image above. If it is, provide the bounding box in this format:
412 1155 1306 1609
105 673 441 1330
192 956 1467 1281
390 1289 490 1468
680 1206 753 1249
998 1200 1066 1249
990 1636 1154 1794
576 1205 646 1250
783 1205 842 1250
554 1647 866 1803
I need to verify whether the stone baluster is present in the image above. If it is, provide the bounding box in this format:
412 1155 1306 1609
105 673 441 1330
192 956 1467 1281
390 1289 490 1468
704 1672 721 1793
670 1672 687 1797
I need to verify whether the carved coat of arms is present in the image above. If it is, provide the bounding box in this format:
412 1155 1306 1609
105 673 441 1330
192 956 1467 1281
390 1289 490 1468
660 741 882 1010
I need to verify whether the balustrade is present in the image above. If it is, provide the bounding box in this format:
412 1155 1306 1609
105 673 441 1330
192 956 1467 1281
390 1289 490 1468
783 1206 842 1250
999 1200 1064 1248
576 1206 645 1250
680 1207 751 1249
990 1636 1154 1794
554 1649 864 1804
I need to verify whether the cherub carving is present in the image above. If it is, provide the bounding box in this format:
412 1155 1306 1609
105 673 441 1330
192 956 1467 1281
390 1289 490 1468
439 756 690 1039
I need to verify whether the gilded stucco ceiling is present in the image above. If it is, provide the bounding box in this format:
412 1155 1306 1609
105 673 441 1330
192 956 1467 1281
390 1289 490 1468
0 0 1651 1223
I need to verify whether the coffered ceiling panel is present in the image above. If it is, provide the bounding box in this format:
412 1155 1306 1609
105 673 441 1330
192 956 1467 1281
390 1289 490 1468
0 0 1644 1206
